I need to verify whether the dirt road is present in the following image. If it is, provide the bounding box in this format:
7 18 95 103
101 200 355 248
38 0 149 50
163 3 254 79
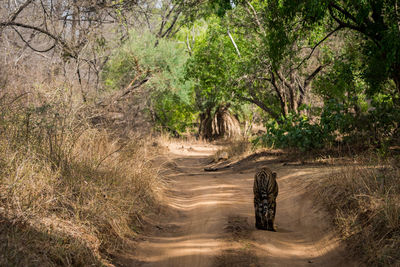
121 143 357 267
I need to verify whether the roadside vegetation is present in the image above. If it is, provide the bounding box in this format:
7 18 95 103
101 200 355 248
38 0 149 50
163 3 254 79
0 82 161 265
317 157 400 266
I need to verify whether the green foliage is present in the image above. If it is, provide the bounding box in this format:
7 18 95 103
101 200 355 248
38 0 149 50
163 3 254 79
184 16 254 125
179 0 236 23
255 94 400 151
321 94 400 147
254 113 331 151
314 52 365 101
368 93 400 144
185 16 238 111
151 89 196 134
102 30 196 134
209 0 234 17
101 1 400 146
263 0 400 95
320 99 356 136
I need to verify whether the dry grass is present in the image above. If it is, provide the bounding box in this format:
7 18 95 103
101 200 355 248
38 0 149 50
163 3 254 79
0 83 162 266
213 139 252 162
316 157 400 266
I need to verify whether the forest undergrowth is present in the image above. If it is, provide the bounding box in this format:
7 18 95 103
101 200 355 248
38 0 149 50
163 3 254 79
0 82 163 266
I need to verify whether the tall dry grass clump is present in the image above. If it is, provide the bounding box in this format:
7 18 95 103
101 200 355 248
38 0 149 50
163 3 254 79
317 158 400 266
0 82 162 266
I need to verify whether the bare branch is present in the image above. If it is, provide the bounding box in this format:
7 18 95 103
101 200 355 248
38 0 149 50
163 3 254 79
227 29 241 57
330 3 359 25
328 4 381 47
11 26 56 53
8 0 34 22
275 70 292 90
244 0 265 35
0 21 73 55
119 77 150 99
186 33 192 55
158 3 178 36
160 10 181 38
270 71 286 115
304 64 325 88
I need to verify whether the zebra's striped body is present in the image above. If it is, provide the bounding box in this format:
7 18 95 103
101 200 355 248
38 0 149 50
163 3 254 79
253 167 278 231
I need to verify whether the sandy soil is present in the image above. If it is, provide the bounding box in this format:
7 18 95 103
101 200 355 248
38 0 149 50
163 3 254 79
116 142 359 267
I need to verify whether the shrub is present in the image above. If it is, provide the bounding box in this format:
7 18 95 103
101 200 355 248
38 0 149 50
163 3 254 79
254 95 400 151
102 30 196 135
253 113 332 151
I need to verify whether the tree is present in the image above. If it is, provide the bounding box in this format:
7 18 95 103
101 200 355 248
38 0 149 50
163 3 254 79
0 0 190 100
185 17 243 139
102 30 196 135
212 1 330 118
262 0 400 99
0 0 145 100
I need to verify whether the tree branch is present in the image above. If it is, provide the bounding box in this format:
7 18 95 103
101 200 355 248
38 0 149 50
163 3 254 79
304 64 325 88
11 26 56 53
227 28 241 57
244 0 265 35
119 76 150 99
275 70 292 90
328 4 381 47
295 25 342 70
8 0 34 22
160 10 181 38
270 71 286 116
330 3 359 25
0 21 72 54
239 95 279 119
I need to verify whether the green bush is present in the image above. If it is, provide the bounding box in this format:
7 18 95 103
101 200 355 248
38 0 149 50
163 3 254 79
320 99 355 136
254 112 332 151
368 94 400 146
254 94 400 152
151 89 196 134
102 30 196 135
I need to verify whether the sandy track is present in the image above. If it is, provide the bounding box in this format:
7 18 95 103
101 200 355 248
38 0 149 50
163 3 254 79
119 143 357 267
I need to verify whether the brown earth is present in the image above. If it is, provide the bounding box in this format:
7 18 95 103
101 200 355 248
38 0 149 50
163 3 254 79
115 142 359 267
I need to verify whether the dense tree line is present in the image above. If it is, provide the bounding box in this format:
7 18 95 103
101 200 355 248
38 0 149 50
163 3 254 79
2 0 399 149
178 0 399 149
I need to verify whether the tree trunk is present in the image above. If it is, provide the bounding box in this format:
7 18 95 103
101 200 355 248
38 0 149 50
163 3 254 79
199 108 213 140
287 79 297 113
282 100 289 118
212 106 241 139
271 71 290 118
392 67 400 102
198 105 241 140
